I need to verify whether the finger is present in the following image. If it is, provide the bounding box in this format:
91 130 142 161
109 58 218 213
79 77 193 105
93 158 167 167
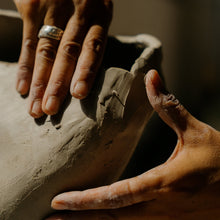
70 0 113 99
70 23 108 99
41 16 88 115
28 3 73 118
47 200 176 220
14 0 46 95
51 166 165 210
16 20 39 95
28 37 59 118
42 0 113 114
145 70 195 138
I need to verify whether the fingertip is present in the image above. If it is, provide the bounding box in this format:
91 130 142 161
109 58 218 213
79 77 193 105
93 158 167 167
16 79 30 95
28 100 45 119
145 70 164 104
51 198 68 210
145 69 165 94
42 96 60 116
51 193 72 210
144 69 158 85
28 111 45 119
71 81 89 99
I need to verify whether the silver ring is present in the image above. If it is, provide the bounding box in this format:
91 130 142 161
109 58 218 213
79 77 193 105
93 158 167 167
38 25 64 41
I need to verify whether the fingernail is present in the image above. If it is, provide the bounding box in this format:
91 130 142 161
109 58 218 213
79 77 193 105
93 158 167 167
72 81 88 99
17 80 28 95
45 96 60 114
52 199 68 210
31 100 43 117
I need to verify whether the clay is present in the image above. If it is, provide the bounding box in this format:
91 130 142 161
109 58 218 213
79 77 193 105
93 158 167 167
0 12 162 220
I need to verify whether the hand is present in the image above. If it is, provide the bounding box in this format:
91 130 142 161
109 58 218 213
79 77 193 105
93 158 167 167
14 0 113 118
47 70 220 219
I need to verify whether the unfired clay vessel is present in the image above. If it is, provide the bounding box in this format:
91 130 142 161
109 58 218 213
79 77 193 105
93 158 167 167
0 11 162 220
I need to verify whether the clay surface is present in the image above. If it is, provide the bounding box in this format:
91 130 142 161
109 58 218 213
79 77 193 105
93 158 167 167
0 29 161 219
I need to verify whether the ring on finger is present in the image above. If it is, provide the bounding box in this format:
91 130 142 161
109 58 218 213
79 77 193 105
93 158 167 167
38 25 64 41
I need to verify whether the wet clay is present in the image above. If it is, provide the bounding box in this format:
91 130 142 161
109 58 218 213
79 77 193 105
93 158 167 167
0 34 162 220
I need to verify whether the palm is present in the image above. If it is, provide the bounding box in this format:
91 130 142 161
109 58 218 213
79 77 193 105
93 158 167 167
47 70 220 220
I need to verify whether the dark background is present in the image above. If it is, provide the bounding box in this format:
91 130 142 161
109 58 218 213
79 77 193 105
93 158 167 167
1 0 219 177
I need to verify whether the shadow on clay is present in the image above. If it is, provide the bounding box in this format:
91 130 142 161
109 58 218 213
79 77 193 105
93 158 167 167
80 37 146 120
34 95 72 126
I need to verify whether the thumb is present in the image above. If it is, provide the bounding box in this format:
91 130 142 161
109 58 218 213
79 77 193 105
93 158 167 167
145 70 194 138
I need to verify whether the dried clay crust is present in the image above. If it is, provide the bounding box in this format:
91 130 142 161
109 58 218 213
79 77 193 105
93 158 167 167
0 34 162 220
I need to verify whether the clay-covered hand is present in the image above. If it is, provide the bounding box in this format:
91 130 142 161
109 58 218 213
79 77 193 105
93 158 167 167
14 0 113 118
47 70 220 220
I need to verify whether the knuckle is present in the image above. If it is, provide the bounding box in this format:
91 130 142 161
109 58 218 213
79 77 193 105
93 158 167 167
18 63 33 77
23 38 37 52
61 41 81 61
20 0 41 18
74 0 90 10
104 0 113 16
75 0 113 21
28 0 40 8
79 66 95 80
78 62 96 78
49 79 69 97
162 94 182 111
28 0 41 6
105 0 113 9
31 80 47 98
37 43 57 62
97 0 113 23
84 38 103 54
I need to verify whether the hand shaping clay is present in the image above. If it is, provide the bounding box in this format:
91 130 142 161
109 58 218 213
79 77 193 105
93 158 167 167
0 16 162 219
